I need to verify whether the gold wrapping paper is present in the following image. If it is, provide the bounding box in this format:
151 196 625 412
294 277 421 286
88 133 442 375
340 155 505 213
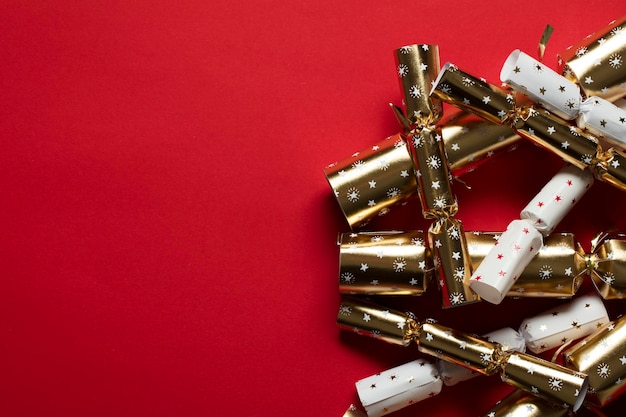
323 134 418 229
431 63 518 126
482 389 572 417
395 44 442 127
466 232 584 298
563 316 626 407
417 321 501 376
501 352 588 411
410 127 457 218
337 231 432 296
441 111 521 176
429 219 477 307
337 297 589 409
558 15 626 102
337 297 414 346
582 233 626 299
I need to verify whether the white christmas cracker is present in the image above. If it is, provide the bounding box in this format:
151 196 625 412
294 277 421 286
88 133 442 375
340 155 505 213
501 49 626 148
355 359 442 417
519 293 610 354
470 164 593 304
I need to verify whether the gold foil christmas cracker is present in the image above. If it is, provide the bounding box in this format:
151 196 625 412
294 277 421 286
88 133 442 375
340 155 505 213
501 49 626 148
337 297 589 410
393 46 476 309
338 231 432 296
481 389 572 417
557 15 626 103
563 315 626 408
431 63 626 193
339 231 585 299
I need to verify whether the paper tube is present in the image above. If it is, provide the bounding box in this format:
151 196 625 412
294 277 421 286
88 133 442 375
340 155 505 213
355 359 442 417
519 293 610 354
469 219 543 305
520 164 594 236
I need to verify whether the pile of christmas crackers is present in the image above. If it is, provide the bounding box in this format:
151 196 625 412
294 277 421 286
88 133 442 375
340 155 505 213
323 15 626 417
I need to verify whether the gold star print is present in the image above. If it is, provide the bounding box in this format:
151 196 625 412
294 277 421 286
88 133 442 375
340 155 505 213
389 374 397 381
585 303 591 308
559 85 566 92
370 383 376 389
552 312 559 316
620 117 625 124
514 66 521 73
572 321 581 329
600 120 607 127
539 87 547 95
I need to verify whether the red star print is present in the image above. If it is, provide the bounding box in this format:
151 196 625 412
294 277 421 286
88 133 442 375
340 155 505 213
474 275 481 281
567 179 572 186
514 244 521 251
497 253 503 259
498 270 506 277
537 201 544 207
536 219 543 224
554 194 562 202
529 246 534 251
522 228 529 234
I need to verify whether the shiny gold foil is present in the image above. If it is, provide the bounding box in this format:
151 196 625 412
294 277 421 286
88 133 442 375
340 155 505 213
431 63 517 126
482 389 572 417
337 231 432 296
441 111 521 176
336 297 416 346
558 15 626 102
323 133 419 229
417 321 501 376
429 219 477 307
563 316 626 407
410 127 457 218
502 352 588 411
581 233 626 299
465 232 584 298
395 44 443 126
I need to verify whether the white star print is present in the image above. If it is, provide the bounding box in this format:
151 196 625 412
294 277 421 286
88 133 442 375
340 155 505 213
369 180 376 188
482 95 491 104
363 313 371 322
360 263 369 272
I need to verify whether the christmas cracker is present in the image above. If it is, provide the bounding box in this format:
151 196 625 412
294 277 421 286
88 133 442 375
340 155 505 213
337 297 589 410
351 295 608 416
431 63 626 193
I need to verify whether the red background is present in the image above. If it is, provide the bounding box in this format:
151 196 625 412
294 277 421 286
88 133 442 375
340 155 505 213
2 2 626 416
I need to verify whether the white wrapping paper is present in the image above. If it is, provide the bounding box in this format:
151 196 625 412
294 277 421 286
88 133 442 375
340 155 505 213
469 219 543 304
501 49 626 146
355 359 442 417
520 164 594 235
438 327 526 386
520 293 609 354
